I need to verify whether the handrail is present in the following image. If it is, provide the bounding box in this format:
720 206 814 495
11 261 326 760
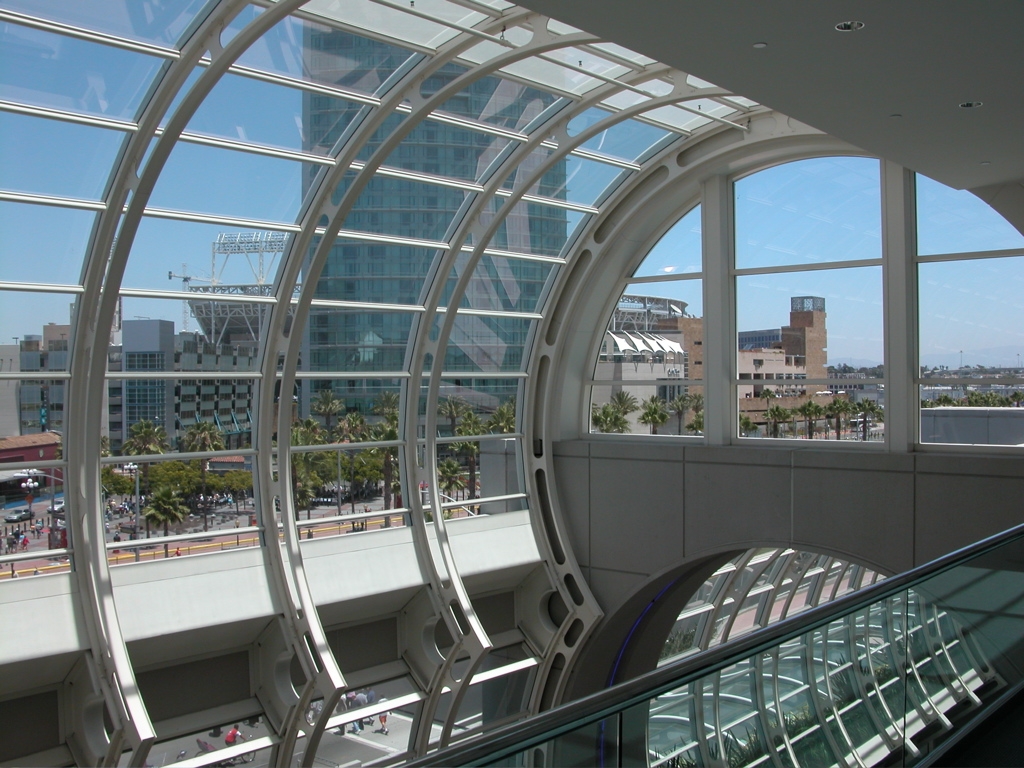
407 522 1024 766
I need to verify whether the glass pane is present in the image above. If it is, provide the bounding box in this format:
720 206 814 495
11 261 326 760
0 202 94 285
186 72 353 158
1 291 79 353
737 268 883 379
314 239 435 306
440 251 553 313
381 119 513 184
0 22 167 119
435 314 533 374
126 219 286 301
916 174 1024 256
918 257 1024 372
632 205 702 277
305 309 414 373
0 112 126 200
567 108 674 163
106 376 254 455
0 0 208 47
2 462 68 579
483 197 578 258
737 270 883 441
433 71 559 131
342 175 473 241
149 143 303 223
918 255 1024 430
232 11 416 97
302 0 485 50
592 283 702 436
736 157 882 269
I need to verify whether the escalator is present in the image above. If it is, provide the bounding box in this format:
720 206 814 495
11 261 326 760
408 524 1024 767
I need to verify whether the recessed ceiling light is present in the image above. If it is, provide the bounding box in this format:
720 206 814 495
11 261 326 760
980 161 991 166
959 101 983 109
889 113 903 119
752 42 768 49
835 20 865 32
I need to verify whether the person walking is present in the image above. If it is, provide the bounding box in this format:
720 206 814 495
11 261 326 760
377 698 390 735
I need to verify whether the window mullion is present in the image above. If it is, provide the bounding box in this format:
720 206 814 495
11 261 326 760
702 173 735 445
881 160 917 452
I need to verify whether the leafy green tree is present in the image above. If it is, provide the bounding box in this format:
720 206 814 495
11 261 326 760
738 414 757 437
182 421 225 531
638 395 670 434
222 470 253 512
148 461 201 500
591 403 630 433
102 466 133 498
143 487 189 558
1011 391 1024 408
291 420 327 519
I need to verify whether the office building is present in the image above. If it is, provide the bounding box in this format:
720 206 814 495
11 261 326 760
1 2 1023 766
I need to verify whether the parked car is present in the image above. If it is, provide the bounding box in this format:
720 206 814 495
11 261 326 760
48 499 65 513
5 508 35 523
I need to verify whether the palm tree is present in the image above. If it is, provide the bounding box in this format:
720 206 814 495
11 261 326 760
738 414 757 437
454 411 484 502
689 393 704 416
1011 391 1024 408
122 419 169 507
686 410 704 435
638 395 670 434
825 398 850 440
759 388 776 412
336 412 367 515
290 420 326 519
857 400 885 440
765 405 792 438
312 388 345 434
372 392 400 511
436 457 464 512
795 401 826 439
182 421 225 531
143 487 189 558
123 419 170 457
591 403 630 433
487 398 516 434
669 393 691 435
609 390 639 417
438 395 467 438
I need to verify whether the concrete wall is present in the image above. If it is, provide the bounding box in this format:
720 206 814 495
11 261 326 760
553 438 1024 693
922 407 1024 445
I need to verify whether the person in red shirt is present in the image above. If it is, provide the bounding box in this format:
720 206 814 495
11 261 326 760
225 724 245 747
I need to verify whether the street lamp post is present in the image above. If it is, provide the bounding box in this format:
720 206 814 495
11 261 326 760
21 476 39 512
124 462 142 532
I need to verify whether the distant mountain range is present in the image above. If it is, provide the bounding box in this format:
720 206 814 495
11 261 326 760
831 346 1024 371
